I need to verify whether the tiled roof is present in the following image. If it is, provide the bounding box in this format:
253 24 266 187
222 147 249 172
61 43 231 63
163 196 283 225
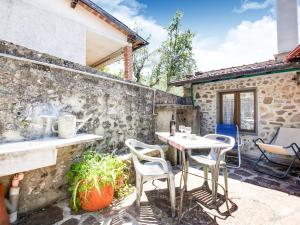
286 44 300 62
170 59 300 86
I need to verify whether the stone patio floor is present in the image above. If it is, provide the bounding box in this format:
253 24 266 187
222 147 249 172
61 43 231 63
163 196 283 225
16 156 300 225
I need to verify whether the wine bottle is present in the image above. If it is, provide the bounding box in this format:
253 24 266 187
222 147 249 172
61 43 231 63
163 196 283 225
170 114 176 136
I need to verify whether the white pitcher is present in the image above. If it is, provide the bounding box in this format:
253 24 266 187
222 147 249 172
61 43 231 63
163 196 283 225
52 114 93 138
39 115 56 137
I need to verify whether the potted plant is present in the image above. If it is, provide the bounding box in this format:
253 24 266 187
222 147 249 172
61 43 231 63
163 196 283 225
66 147 127 211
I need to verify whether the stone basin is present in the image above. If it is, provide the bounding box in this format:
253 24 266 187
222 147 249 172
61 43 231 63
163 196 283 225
0 134 102 176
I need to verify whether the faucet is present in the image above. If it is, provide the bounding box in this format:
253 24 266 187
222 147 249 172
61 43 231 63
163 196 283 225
4 173 24 223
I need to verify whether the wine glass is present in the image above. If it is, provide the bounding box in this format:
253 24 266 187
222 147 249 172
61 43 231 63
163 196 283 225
185 127 192 134
179 125 185 133
185 127 192 139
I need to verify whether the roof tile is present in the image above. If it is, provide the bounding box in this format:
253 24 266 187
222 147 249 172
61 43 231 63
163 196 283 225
171 59 300 86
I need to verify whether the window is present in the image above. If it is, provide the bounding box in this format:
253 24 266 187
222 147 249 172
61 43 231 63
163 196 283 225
219 90 256 132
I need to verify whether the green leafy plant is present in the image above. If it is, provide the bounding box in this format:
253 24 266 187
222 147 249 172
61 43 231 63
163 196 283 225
66 147 128 211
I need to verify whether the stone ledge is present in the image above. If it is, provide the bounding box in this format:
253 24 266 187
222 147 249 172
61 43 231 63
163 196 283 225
155 104 195 110
0 134 103 177
0 134 103 151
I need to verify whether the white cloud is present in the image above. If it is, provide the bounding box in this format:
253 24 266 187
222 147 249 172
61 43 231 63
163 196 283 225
193 16 277 71
234 0 274 13
92 0 300 74
92 0 167 51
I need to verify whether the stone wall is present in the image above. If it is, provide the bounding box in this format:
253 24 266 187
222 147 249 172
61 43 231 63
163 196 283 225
0 55 155 150
193 72 300 157
155 90 192 105
0 40 192 148
0 40 192 213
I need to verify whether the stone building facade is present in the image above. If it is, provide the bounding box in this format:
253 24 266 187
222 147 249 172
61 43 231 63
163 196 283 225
193 72 300 157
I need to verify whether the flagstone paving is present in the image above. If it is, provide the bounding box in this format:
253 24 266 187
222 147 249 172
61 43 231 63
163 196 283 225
16 156 300 225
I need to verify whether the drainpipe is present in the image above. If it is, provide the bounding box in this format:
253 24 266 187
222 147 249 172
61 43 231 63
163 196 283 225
4 173 24 223
153 89 156 115
190 83 195 108
190 83 202 135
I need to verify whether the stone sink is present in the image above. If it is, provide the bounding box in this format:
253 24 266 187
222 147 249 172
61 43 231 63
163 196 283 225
0 134 102 177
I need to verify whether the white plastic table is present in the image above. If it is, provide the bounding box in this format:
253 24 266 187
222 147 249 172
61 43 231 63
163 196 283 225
156 132 231 219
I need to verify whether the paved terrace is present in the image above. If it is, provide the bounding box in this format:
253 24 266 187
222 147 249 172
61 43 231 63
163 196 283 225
16 157 300 225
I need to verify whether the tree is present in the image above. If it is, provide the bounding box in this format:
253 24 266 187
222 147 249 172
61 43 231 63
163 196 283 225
150 11 196 91
132 26 152 84
133 37 151 83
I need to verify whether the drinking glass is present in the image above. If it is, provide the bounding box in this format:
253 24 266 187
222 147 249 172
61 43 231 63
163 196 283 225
179 125 185 133
185 127 192 139
185 127 192 134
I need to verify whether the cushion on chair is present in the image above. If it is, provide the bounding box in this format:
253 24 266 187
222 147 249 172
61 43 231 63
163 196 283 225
216 136 227 142
257 143 296 156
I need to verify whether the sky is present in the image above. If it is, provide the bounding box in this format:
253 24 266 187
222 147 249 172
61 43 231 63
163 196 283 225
92 0 300 71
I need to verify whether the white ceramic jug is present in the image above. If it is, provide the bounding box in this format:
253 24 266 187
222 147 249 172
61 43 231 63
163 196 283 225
52 114 93 138
39 115 56 137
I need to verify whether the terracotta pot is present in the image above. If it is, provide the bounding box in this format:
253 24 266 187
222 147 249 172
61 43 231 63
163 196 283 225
80 183 114 211
0 184 10 225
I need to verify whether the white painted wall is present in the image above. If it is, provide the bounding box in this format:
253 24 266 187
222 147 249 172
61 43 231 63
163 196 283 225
0 0 128 65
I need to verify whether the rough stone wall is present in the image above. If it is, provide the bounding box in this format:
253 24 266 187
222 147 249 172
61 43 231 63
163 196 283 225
0 54 155 213
0 56 155 150
193 72 300 157
155 90 192 105
0 40 126 82
0 41 191 213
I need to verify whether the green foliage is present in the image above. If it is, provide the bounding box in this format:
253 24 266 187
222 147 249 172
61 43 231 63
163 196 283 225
66 147 128 211
150 11 196 91
98 64 123 78
97 12 196 94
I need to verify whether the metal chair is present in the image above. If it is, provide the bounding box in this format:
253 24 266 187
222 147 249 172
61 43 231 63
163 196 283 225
125 139 176 217
188 134 235 197
216 123 243 168
254 127 300 178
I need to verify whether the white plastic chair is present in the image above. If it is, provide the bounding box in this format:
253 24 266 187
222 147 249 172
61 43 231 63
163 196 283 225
125 139 176 217
188 134 235 197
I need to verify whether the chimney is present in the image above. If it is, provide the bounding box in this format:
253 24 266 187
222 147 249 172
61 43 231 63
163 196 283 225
276 0 299 56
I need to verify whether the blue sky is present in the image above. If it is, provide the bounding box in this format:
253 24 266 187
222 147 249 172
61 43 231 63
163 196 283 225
138 0 272 38
93 0 299 71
